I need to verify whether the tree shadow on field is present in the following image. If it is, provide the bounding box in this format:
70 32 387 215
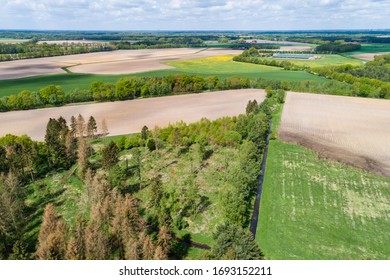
170 233 192 260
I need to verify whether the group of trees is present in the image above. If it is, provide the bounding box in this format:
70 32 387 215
233 52 390 99
311 60 390 99
35 172 173 260
324 53 390 83
314 41 361 53
0 41 114 62
0 75 251 112
234 53 307 71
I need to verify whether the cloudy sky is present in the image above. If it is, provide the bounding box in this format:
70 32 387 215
0 0 389 31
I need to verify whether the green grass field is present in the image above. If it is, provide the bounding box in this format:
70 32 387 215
257 139 390 259
346 43 390 55
0 55 327 97
273 54 363 67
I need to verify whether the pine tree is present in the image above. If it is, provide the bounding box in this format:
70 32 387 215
70 115 77 137
36 204 67 260
85 211 109 259
87 116 97 138
102 141 119 170
140 232 154 260
76 114 85 138
66 216 85 260
0 172 25 241
157 225 172 257
77 136 87 178
124 238 140 260
8 240 30 260
153 245 167 260
101 118 108 136
65 130 76 164
141 125 149 141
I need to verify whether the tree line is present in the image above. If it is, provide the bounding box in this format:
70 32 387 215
0 72 363 113
0 41 115 62
234 52 390 99
0 74 251 112
314 41 361 53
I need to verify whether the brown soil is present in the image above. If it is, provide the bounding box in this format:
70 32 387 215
279 92 390 177
352 52 390 61
0 89 265 141
0 48 242 80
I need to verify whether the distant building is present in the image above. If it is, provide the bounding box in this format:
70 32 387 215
272 53 315 59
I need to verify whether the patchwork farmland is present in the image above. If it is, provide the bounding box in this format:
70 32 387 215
0 48 242 80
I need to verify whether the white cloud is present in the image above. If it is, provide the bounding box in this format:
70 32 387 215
0 0 389 30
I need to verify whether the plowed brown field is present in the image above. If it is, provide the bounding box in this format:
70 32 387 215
279 92 390 177
0 48 242 80
0 89 265 141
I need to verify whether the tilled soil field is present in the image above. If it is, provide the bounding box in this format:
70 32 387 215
0 89 265 141
0 48 242 80
279 92 390 177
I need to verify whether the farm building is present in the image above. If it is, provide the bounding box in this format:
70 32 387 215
273 53 315 59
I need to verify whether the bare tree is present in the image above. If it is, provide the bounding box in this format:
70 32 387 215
77 136 87 178
76 114 86 138
36 204 67 260
101 119 108 136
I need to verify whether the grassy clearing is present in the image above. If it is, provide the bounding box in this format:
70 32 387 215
24 168 85 252
0 73 131 98
257 139 390 259
273 54 363 67
132 144 239 245
0 55 327 97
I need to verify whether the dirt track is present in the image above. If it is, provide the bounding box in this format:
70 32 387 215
0 48 242 80
279 92 390 177
0 89 265 141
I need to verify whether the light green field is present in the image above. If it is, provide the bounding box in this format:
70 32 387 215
273 54 363 67
0 55 327 97
163 55 327 81
257 139 390 259
346 43 390 55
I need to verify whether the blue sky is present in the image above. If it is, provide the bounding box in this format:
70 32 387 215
1 0 389 30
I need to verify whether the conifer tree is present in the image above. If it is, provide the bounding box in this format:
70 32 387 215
36 204 67 260
77 136 87 178
87 116 97 138
76 114 85 138
66 217 85 260
101 119 108 136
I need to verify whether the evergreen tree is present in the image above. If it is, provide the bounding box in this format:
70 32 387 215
87 116 97 138
0 172 25 245
208 221 263 260
77 136 88 178
70 116 77 137
102 141 119 170
66 216 85 260
36 204 67 260
101 119 108 136
76 114 85 138
44 118 67 168
8 240 30 260
141 125 149 141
